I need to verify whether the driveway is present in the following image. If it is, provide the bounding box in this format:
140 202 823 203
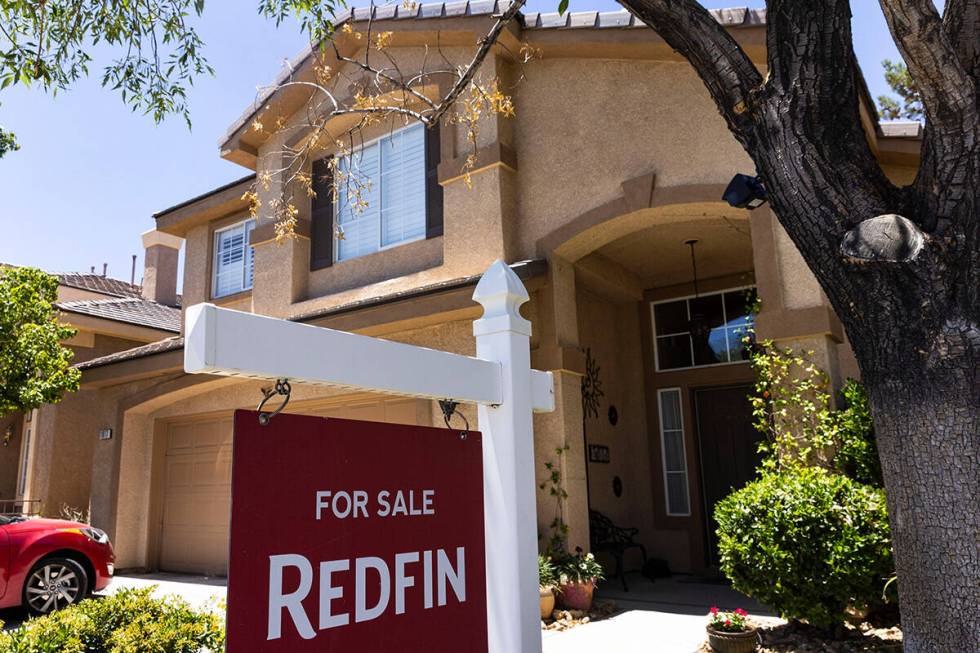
0 573 227 632
102 572 227 611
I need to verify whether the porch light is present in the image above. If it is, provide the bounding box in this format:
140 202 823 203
722 173 768 209
685 239 712 344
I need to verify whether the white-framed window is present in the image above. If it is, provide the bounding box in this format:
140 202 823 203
657 388 690 516
212 218 256 298
335 122 427 262
651 286 757 371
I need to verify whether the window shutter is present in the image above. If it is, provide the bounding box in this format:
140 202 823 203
310 156 334 270
424 123 444 238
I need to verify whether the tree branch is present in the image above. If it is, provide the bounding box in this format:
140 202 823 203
618 0 763 140
879 0 977 134
942 0 980 82
425 0 527 125
761 0 896 220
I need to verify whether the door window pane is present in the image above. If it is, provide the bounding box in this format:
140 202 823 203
658 389 690 516
657 334 693 370
651 287 756 370
654 300 688 335
666 473 690 515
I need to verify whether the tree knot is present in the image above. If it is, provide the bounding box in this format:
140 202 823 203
840 214 926 264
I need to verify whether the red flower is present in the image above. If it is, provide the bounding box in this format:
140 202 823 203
725 619 731 626
709 607 719 615
734 608 748 617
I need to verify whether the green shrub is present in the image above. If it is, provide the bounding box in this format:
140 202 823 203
0 587 225 653
827 380 882 487
715 467 893 629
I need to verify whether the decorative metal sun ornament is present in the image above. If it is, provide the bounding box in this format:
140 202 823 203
581 347 604 420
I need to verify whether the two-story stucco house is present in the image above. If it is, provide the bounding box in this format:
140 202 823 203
31 3 921 577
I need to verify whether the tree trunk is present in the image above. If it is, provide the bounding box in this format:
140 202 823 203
618 1 979 650
861 331 979 653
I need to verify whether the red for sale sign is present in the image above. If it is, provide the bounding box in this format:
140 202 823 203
226 410 488 652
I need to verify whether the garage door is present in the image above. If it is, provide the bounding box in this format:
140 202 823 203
159 416 233 575
158 397 428 575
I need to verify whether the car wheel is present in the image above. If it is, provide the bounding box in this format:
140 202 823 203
23 556 89 615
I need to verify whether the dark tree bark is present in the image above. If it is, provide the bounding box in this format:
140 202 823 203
617 1 980 651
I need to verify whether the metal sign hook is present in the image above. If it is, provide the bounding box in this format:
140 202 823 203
258 379 291 425
438 399 469 440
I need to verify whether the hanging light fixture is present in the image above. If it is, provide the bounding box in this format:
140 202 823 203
685 239 712 345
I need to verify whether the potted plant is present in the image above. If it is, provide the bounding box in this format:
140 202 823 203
554 548 604 612
538 555 557 620
706 607 758 653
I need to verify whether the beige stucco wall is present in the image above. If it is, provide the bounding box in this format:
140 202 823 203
70 334 146 365
26 390 116 519
576 288 656 569
511 59 755 258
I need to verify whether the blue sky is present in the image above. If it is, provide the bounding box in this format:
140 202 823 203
0 1 921 288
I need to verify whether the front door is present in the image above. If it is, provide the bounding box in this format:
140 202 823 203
694 385 762 566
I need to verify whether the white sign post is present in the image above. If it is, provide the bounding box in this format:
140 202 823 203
184 259 552 653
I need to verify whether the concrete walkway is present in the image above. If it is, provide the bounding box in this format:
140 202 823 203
544 574 782 653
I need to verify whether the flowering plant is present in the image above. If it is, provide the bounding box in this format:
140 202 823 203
553 548 604 585
708 607 750 633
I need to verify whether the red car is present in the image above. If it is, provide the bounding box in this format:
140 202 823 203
0 515 114 615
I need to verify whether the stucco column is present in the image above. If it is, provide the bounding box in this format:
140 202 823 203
250 221 311 318
750 208 852 390
141 230 182 306
531 257 589 553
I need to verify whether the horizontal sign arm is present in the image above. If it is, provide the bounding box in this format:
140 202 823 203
185 304 554 412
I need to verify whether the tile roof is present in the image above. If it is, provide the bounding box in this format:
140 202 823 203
58 298 182 333
75 336 184 370
56 273 144 299
332 3 765 29
222 3 765 145
522 6 765 29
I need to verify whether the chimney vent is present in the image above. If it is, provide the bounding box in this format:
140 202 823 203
102 263 108 277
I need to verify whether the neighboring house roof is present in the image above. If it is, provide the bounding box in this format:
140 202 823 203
58 298 182 333
221 3 766 147
75 336 185 371
56 273 144 299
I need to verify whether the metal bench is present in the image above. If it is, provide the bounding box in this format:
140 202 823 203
589 509 648 591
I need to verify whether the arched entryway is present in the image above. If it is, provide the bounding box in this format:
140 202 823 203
536 185 762 573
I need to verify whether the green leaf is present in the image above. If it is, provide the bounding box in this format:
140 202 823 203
558 0 569 16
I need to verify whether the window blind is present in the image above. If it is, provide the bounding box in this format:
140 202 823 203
335 123 427 262
213 219 255 298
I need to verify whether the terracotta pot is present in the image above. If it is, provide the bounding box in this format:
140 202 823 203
539 586 555 620
706 625 759 653
557 580 595 611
